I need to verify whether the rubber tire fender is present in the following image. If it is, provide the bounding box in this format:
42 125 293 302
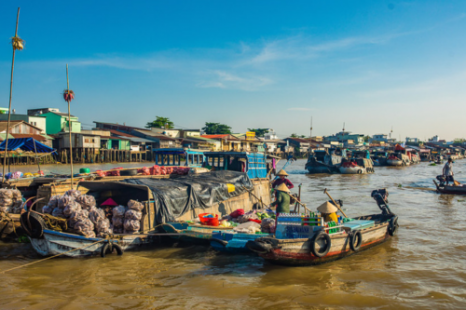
357 169 362 174
388 216 399 236
20 212 46 239
349 230 362 251
246 240 273 254
101 242 123 257
310 231 331 258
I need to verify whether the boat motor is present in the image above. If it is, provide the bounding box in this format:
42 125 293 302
436 175 446 186
371 188 393 215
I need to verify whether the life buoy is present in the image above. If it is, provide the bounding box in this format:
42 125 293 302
310 231 331 257
388 217 398 236
101 242 123 257
349 230 362 251
20 212 46 239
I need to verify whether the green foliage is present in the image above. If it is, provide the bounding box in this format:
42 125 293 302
454 138 465 144
364 135 371 142
202 122 232 134
290 133 298 138
0 110 6 114
247 128 269 137
146 116 174 129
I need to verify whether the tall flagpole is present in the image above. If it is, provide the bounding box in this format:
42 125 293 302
2 8 23 183
64 65 75 189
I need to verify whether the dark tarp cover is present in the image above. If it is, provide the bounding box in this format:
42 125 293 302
122 171 254 224
0 138 56 153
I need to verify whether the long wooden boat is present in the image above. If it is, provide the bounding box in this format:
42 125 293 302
29 229 159 258
433 179 466 195
211 230 273 253
247 189 398 266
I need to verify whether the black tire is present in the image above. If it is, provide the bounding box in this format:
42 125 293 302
20 212 46 239
120 169 138 176
101 242 123 257
357 170 362 174
246 240 273 254
310 231 331 257
388 217 399 236
349 230 362 251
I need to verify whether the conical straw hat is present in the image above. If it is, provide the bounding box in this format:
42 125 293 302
317 201 338 213
276 183 290 193
277 169 288 176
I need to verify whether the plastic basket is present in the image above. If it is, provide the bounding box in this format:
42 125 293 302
199 213 219 226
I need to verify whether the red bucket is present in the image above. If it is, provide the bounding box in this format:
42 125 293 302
199 213 219 226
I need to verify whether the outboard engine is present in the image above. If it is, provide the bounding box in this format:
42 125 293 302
371 188 392 215
436 175 446 186
329 199 343 207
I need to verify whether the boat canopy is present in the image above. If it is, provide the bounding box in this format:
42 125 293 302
122 171 253 223
153 148 205 167
0 138 56 153
204 151 268 179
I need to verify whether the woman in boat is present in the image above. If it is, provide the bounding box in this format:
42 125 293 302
443 157 454 185
271 183 291 214
317 201 339 223
272 170 294 190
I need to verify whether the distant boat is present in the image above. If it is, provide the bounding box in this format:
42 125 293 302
305 149 345 174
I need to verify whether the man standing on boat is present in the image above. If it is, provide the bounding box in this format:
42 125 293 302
443 157 454 185
272 170 294 190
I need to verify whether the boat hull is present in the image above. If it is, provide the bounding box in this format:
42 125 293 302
251 222 392 266
339 166 372 174
386 159 406 166
30 229 159 258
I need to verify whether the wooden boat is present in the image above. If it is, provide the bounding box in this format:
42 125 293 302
160 222 232 244
29 228 159 258
433 178 466 195
305 149 345 174
247 189 398 266
339 151 374 174
211 230 273 253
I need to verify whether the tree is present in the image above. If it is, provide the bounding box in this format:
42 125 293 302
202 122 232 134
247 128 269 137
364 135 371 142
146 116 174 129
290 133 298 138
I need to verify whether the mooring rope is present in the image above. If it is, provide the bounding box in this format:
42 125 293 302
0 239 106 274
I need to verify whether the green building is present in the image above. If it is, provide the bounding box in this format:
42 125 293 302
40 111 81 135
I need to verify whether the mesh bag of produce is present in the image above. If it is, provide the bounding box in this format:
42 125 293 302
76 195 96 210
96 218 113 237
112 216 124 228
11 201 23 214
261 218 276 233
12 189 22 201
0 198 13 205
69 210 88 228
58 195 75 208
124 219 140 232
89 208 106 225
112 205 126 217
63 201 82 218
0 189 14 199
0 206 10 213
237 213 258 223
127 200 144 211
73 218 94 234
48 195 60 209
125 209 142 221
42 204 54 215
52 207 65 218
65 189 82 198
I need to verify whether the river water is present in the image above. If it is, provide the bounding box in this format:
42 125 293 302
1 159 465 309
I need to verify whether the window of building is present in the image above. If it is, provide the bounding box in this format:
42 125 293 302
85 139 89 143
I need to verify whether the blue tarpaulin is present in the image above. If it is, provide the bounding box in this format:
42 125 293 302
0 138 56 153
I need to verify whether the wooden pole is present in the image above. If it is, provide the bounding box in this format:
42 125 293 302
32 138 41 173
323 188 348 218
2 8 21 183
66 64 74 189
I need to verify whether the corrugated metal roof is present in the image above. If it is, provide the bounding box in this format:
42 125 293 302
108 129 136 137
10 134 47 141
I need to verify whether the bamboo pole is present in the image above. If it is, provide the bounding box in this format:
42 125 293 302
2 8 21 183
66 64 74 189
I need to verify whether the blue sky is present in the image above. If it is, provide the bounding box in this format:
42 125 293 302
1 1 465 140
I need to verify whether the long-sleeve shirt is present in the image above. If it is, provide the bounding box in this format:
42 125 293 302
272 178 294 189
271 191 290 214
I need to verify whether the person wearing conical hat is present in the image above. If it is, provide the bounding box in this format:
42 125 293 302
272 169 294 190
271 183 291 214
317 201 339 223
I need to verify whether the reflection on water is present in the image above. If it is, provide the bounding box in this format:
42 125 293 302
1 160 466 309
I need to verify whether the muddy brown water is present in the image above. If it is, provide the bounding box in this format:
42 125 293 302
1 159 466 309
